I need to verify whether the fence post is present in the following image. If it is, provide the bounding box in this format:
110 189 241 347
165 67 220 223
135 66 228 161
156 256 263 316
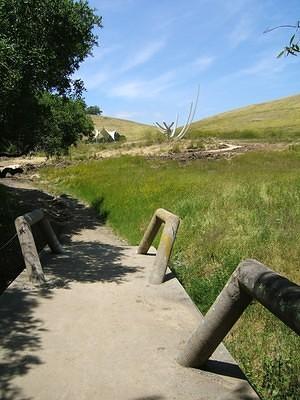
39 217 64 254
137 213 162 255
15 216 46 284
15 209 63 284
137 208 180 285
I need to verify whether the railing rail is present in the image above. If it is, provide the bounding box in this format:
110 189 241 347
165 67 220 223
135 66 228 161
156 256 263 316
137 208 180 284
177 258 300 368
15 209 63 284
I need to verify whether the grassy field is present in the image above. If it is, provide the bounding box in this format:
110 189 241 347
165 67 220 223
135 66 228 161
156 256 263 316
41 148 300 399
189 94 300 140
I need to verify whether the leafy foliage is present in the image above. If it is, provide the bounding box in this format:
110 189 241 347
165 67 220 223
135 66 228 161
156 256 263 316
278 26 300 57
38 93 94 156
0 0 102 154
265 21 300 57
86 105 102 115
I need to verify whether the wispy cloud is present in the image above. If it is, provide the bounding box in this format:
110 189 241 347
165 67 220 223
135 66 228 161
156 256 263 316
217 53 287 86
192 56 215 71
239 57 286 77
113 110 144 120
84 70 111 90
97 0 136 11
121 39 166 71
228 18 253 48
110 71 176 99
153 9 194 32
89 45 120 62
75 39 167 91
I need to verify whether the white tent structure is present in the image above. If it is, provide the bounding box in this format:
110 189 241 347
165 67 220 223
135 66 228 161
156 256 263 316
94 128 122 142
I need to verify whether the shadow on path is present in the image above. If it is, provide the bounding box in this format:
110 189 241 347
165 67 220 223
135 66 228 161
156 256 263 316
203 359 246 380
0 182 136 399
42 241 142 290
0 181 109 291
0 289 49 400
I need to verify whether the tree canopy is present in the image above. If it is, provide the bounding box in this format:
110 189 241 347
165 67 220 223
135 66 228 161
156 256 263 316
0 0 102 155
86 105 102 115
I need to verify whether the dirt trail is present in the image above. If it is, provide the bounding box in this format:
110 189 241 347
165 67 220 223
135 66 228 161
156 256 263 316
0 155 46 168
1 176 125 244
0 140 289 172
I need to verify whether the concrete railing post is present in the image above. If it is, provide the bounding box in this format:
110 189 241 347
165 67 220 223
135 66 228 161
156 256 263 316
15 215 46 284
178 259 300 368
137 213 162 255
39 217 64 254
15 209 63 284
137 208 180 285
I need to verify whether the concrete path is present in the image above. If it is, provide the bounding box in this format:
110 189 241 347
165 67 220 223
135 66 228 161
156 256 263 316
0 201 259 400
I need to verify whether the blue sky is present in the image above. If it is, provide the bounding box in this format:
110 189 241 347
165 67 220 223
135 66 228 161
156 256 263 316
76 0 300 124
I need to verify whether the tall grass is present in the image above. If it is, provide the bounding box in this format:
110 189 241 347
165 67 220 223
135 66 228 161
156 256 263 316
41 149 300 399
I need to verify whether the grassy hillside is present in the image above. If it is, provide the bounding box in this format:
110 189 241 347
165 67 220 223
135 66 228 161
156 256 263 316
189 94 300 140
90 115 156 142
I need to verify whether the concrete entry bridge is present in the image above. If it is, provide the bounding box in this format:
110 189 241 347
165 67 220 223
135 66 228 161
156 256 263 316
0 200 259 400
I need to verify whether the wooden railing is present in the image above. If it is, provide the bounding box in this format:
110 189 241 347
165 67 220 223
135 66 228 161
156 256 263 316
15 209 63 284
137 208 180 284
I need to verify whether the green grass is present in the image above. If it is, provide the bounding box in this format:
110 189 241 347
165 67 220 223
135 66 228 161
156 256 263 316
189 94 300 140
41 149 300 399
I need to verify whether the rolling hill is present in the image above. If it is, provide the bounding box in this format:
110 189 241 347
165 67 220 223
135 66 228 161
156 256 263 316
189 94 300 140
91 94 300 142
90 115 156 141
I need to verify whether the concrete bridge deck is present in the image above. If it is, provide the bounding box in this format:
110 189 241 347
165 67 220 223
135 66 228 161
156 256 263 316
0 216 259 399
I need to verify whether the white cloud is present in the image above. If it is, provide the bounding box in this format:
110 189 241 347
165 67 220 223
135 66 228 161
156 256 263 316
113 111 143 120
239 57 286 77
110 71 176 99
192 56 215 71
89 45 120 62
228 18 253 48
121 39 166 71
74 39 167 91
84 70 111 90
111 82 142 98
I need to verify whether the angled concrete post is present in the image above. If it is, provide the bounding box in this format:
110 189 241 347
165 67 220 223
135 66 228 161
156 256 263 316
15 215 46 284
15 209 63 284
137 208 180 284
39 218 64 254
178 259 300 368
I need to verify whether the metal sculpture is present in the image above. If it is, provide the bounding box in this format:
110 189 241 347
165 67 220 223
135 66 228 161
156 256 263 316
154 86 199 140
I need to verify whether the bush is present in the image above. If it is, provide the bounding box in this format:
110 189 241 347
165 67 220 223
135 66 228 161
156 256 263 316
38 93 94 157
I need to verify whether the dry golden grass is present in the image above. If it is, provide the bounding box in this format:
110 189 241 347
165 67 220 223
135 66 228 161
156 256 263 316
90 115 156 142
189 94 300 140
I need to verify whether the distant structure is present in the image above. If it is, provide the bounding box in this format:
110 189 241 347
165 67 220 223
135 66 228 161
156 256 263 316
155 86 200 140
93 128 124 143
